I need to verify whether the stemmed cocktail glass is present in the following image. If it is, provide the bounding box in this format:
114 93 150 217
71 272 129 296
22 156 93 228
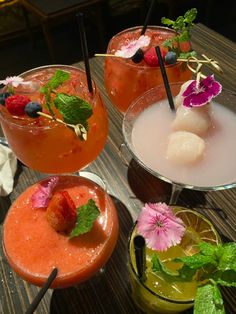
122 82 236 204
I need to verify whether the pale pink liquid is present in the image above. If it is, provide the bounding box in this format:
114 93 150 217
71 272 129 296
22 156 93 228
131 100 236 187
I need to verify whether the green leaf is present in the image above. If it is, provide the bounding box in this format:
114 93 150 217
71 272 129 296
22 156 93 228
173 16 185 32
161 17 174 26
213 270 236 287
218 242 236 271
40 70 70 94
70 199 100 238
54 93 93 126
199 242 217 256
175 253 217 269
152 254 179 277
179 51 197 59
194 283 225 314
184 8 198 24
179 30 190 42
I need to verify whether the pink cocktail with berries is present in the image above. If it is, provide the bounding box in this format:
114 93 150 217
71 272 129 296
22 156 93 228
104 26 192 113
0 65 108 174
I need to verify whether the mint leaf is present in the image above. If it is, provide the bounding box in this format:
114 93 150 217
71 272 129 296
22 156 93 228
175 253 217 269
213 270 236 287
40 70 70 94
179 51 197 59
199 241 217 256
218 242 236 271
184 8 198 25
161 17 174 26
194 283 225 314
54 93 92 126
152 254 179 277
70 199 100 238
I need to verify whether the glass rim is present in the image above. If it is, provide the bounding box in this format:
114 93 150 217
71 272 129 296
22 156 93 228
106 25 185 69
127 220 194 305
0 65 99 130
122 83 236 191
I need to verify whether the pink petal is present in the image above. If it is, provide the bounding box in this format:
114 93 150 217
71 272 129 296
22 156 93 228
183 91 212 107
115 35 150 58
182 81 197 97
31 176 59 209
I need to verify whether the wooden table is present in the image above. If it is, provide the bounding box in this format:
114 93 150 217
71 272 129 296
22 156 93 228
1 23 236 314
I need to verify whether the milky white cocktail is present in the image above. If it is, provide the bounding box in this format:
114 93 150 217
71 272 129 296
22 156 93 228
123 82 236 202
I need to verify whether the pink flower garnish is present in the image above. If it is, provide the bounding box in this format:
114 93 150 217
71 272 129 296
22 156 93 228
0 76 25 88
182 75 222 108
31 176 59 209
115 35 150 58
137 202 186 251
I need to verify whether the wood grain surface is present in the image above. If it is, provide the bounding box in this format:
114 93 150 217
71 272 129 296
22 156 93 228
1 23 236 314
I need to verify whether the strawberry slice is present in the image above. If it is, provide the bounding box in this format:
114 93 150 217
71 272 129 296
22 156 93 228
179 41 191 53
46 191 77 232
144 47 166 67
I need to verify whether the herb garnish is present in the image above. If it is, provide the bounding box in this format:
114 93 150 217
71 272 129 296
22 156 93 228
161 8 198 59
39 70 93 137
151 241 236 314
70 199 100 238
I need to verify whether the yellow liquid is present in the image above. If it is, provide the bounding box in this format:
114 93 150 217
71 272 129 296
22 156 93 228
129 228 195 314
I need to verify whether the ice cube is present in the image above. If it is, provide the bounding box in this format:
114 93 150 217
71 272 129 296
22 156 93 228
166 131 205 164
174 80 194 108
172 105 212 136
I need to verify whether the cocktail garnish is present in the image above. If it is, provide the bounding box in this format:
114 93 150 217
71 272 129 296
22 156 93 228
114 35 150 58
161 8 197 59
0 76 25 88
5 95 31 116
151 241 236 314
70 199 100 238
137 202 186 251
181 75 222 108
31 176 59 209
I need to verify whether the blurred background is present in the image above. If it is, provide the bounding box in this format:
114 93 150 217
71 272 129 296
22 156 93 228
0 0 236 77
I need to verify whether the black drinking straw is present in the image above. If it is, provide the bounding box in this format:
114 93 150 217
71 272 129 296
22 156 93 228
133 235 147 281
25 268 58 314
76 12 93 93
155 46 175 111
141 0 156 35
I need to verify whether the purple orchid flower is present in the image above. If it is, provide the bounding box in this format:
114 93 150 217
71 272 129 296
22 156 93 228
182 75 222 108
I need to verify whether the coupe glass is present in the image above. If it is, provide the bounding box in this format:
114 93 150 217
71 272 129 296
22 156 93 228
104 26 192 113
122 82 236 204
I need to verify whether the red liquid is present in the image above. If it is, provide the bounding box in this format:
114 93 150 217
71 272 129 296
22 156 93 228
3 175 119 288
0 65 108 174
105 27 192 113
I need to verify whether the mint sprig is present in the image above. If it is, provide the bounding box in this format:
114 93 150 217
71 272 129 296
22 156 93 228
161 8 197 57
70 199 100 238
151 241 236 314
39 69 93 139
54 93 92 127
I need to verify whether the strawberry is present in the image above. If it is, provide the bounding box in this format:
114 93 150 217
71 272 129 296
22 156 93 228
5 95 31 116
144 47 166 67
179 41 191 53
46 191 77 232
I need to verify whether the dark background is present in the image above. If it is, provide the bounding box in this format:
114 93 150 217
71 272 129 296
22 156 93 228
0 0 235 78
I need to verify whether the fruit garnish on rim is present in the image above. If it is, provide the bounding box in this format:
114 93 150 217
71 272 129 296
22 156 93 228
135 202 236 314
31 176 100 236
0 70 93 141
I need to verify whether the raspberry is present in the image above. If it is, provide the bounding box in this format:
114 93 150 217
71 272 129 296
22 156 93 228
46 191 77 233
144 47 166 67
180 41 191 53
5 95 31 116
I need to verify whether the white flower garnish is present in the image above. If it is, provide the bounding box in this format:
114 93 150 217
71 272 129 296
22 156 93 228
0 76 25 88
115 35 151 58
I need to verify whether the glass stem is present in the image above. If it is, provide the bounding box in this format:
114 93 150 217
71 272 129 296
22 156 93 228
169 184 183 205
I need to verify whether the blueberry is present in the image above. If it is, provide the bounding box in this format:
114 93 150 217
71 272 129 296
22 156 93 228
0 92 12 105
165 51 177 65
25 101 42 118
131 48 144 63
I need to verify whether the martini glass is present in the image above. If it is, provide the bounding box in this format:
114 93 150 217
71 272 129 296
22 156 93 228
122 82 236 204
104 26 192 113
0 65 119 288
